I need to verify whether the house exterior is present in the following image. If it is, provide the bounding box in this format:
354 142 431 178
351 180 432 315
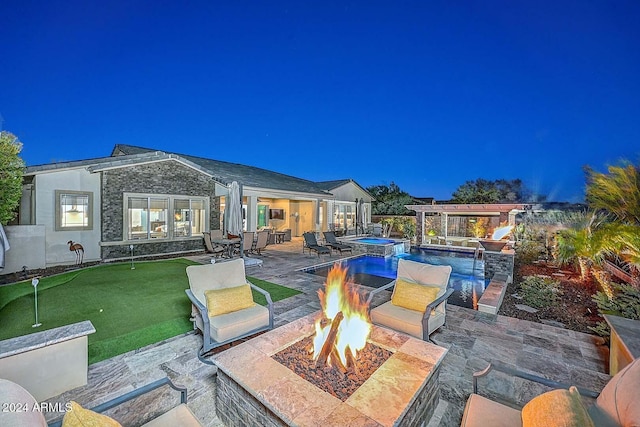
3 145 373 273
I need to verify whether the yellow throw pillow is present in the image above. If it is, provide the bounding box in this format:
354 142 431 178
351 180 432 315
521 386 594 427
205 284 255 317
62 401 122 427
391 278 440 312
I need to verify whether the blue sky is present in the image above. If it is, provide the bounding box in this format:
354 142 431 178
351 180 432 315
2 1 639 202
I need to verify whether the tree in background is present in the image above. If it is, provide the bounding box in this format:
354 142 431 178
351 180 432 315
0 131 25 224
451 178 545 203
366 182 414 215
585 161 640 225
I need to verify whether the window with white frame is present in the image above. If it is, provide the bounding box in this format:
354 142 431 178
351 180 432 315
173 198 206 237
125 194 208 240
55 190 93 231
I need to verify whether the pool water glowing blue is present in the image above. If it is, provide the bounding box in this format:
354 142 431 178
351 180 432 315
352 237 397 244
304 248 488 309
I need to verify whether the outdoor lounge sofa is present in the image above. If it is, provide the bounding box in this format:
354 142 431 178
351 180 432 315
367 259 453 341
461 357 640 427
0 376 203 426
185 259 273 357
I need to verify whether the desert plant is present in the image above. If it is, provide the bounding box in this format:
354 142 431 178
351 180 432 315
590 282 640 337
515 240 547 265
518 276 563 309
585 161 640 225
554 211 617 282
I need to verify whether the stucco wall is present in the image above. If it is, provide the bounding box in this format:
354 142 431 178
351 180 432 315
33 169 102 266
100 160 220 260
1 225 46 274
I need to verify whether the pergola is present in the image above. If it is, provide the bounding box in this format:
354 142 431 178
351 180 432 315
406 203 532 245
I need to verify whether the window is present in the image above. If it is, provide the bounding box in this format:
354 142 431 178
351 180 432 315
174 199 206 237
125 194 208 240
55 190 93 231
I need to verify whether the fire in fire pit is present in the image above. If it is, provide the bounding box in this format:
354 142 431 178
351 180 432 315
312 265 371 370
272 264 393 401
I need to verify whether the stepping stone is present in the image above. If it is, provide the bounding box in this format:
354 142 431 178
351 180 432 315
515 304 539 313
536 274 552 279
511 293 523 300
552 273 566 277
541 319 566 328
559 270 573 275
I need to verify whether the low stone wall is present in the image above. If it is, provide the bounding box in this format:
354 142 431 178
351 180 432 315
477 274 508 315
0 321 95 401
344 238 411 257
216 360 442 427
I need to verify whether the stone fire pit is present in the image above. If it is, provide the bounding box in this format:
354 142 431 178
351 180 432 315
214 312 448 427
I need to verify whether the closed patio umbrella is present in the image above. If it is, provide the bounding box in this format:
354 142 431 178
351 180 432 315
226 181 243 238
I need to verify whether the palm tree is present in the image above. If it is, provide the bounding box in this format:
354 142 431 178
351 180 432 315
555 212 619 296
612 225 640 288
585 162 640 225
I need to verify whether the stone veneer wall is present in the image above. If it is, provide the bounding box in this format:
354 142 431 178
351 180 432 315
349 239 411 257
483 250 515 283
100 160 220 260
216 370 287 427
215 364 441 427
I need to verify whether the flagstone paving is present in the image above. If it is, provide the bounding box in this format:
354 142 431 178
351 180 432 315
41 237 610 426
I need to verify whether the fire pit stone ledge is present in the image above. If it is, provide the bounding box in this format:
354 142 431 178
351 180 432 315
214 311 448 427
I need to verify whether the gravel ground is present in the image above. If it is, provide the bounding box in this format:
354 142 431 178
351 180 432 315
498 260 602 334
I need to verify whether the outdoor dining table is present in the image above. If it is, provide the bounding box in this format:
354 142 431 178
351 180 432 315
273 231 286 244
211 237 241 258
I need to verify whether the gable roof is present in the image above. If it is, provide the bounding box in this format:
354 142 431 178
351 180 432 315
315 179 353 191
112 144 331 195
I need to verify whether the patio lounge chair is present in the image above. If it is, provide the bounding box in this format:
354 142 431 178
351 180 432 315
460 357 640 427
253 230 270 255
242 231 255 256
202 231 224 258
367 258 453 341
323 231 353 254
185 259 273 357
302 232 331 257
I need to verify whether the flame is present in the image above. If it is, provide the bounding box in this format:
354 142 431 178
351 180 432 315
312 264 371 367
491 225 513 240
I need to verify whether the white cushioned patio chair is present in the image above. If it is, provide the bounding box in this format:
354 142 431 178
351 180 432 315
1 377 203 427
367 259 453 341
461 357 640 427
185 259 273 357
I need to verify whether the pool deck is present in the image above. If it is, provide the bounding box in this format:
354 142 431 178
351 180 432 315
40 237 611 426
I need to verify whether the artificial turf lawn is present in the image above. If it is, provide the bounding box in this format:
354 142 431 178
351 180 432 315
0 258 301 364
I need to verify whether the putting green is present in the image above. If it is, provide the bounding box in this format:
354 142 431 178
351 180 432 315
0 259 301 364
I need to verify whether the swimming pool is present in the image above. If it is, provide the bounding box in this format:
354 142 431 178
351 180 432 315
352 237 396 244
303 247 487 309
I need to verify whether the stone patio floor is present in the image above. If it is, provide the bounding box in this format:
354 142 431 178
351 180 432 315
43 237 611 426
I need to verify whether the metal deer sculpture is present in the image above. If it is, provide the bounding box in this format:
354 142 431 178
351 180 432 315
67 240 84 265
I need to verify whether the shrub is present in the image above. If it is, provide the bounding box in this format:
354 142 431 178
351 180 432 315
590 282 640 337
515 240 547 265
518 276 563 309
